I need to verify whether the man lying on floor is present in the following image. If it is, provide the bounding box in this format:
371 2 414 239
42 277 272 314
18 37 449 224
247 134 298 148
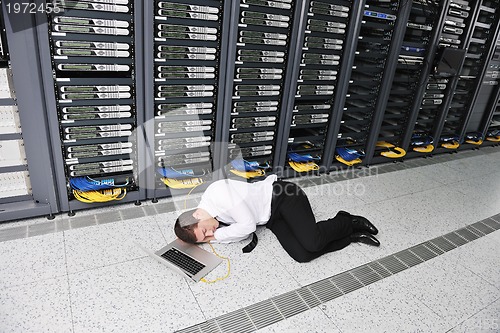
174 175 380 263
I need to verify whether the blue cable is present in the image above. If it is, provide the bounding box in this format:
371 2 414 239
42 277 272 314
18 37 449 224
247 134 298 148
335 147 365 162
411 134 433 146
465 132 483 142
487 129 500 136
231 159 264 171
440 135 459 142
157 167 198 179
287 152 320 163
69 177 116 191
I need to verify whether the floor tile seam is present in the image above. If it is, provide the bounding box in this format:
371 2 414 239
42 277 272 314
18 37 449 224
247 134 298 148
0 272 69 292
258 240 304 288
66 256 146 278
446 295 500 333
452 258 500 294
176 219 500 333
315 306 343 332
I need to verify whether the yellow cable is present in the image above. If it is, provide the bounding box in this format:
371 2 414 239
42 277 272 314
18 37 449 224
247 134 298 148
335 155 362 166
486 136 500 142
229 169 265 179
413 144 434 153
288 161 319 172
73 188 127 203
162 177 204 189
441 141 460 149
465 139 483 145
200 242 230 284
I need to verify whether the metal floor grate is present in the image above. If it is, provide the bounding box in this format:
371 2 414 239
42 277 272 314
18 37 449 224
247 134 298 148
177 217 500 333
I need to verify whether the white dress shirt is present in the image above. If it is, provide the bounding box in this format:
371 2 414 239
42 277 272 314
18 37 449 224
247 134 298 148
197 175 277 243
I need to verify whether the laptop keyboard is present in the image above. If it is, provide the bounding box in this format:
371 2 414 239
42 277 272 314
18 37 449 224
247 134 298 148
161 248 206 276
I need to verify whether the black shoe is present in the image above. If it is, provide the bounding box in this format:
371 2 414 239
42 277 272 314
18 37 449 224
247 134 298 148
350 232 380 247
339 211 378 235
352 216 378 235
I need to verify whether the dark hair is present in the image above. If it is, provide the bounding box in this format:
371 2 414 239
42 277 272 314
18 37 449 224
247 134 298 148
174 209 199 243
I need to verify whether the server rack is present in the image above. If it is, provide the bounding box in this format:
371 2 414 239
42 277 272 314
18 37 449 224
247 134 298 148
369 0 444 164
277 0 362 177
330 0 409 169
438 1 500 152
36 0 146 213
220 0 303 178
148 0 233 199
404 0 477 158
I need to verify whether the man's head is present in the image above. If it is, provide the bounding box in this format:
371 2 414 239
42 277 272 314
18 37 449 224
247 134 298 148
174 208 219 243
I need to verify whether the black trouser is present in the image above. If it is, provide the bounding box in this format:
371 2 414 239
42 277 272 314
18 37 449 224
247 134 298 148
266 181 353 263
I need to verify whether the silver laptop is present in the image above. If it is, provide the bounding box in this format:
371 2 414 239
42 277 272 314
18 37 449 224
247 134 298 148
136 239 223 282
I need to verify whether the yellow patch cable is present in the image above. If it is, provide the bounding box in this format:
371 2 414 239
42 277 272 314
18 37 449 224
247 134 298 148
73 188 127 203
288 161 319 172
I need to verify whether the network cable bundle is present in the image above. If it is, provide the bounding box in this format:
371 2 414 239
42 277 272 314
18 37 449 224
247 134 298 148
153 0 225 192
410 132 434 152
464 132 483 145
157 166 206 189
229 159 269 179
335 146 365 166
47 1 138 204
286 141 321 172
485 129 500 142
375 141 406 158
439 135 460 149
69 176 129 203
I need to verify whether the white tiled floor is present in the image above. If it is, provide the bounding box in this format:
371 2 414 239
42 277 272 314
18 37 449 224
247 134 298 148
0 150 499 333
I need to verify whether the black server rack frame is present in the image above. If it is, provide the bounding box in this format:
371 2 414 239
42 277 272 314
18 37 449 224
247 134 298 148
329 0 408 171
369 0 445 166
362 0 414 166
420 0 481 156
403 0 479 160
431 1 500 153
277 0 363 179
478 38 500 148
34 0 147 213
145 0 234 200
219 0 305 181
